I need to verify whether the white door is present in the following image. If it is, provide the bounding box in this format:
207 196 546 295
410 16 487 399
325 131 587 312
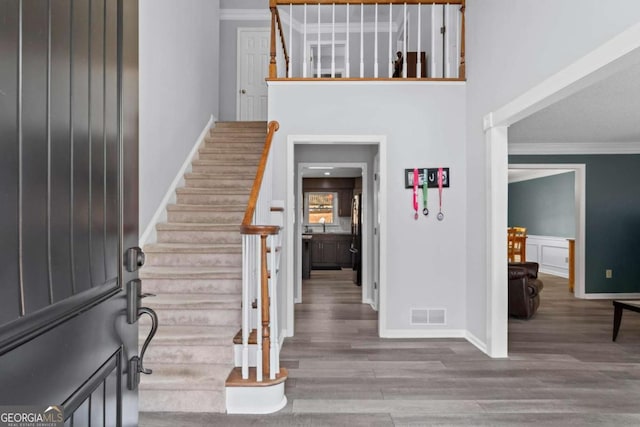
237 28 269 121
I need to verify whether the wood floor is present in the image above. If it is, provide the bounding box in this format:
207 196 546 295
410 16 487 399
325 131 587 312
140 269 640 426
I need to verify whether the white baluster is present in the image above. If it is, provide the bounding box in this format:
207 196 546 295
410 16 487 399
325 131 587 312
388 3 393 77
444 4 451 78
256 236 263 382
360 3 364 78
331 3 335 78
288 3 293 78
403 2 407 78
431 4 437 78
303 4 307 77
417 3 422 78
374 3 378 78
241 235 250 379
345 3 350 77
269 235 277 379
317 2 321 78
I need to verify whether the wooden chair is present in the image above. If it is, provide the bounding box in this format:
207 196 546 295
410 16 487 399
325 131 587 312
508 227 527 263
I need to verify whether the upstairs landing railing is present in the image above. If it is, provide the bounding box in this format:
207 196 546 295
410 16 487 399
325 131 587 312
269 0 466 80
239 121 283 381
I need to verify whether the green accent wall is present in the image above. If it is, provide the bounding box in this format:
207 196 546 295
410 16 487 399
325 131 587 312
509 172 575 238
509 154 640 294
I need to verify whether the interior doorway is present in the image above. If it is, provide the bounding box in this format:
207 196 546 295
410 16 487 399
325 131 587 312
284 136 387 338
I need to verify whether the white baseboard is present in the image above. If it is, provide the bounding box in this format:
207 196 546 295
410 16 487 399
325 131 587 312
139 115 215 246
379 328 467 339
465 330 489 355
583 293 640 300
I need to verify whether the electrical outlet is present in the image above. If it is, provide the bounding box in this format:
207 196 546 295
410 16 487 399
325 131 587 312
606 269 613 279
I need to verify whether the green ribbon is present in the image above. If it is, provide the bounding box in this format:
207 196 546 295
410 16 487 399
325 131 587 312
422 168 429 216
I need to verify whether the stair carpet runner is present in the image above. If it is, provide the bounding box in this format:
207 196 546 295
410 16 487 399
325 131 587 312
139 121 266 413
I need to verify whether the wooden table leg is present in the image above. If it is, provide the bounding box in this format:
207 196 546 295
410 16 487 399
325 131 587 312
613 302 623 341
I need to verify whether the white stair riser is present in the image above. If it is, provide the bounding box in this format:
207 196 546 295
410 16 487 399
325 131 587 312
167 211 244 223
149 309 241 326
142 279 241 294
145 252 241 267
144 345 233 364
157 229 242 244
140 390 225 413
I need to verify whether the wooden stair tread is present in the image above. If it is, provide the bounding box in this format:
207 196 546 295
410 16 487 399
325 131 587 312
233 328 257 345
225 367 288 388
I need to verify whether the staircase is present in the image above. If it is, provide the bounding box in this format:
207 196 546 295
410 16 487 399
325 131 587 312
139 121 267 413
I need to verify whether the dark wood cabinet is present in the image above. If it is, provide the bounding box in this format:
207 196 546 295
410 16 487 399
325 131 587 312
338 189 353 217
310 234 352 269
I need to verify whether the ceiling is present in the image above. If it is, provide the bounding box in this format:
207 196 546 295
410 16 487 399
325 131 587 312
301 167 362 178
509 55 640 146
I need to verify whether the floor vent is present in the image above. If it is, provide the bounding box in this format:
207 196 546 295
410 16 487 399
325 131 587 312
411 308 446 325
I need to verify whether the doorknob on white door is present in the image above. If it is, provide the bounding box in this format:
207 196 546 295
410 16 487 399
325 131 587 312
240 89 246 94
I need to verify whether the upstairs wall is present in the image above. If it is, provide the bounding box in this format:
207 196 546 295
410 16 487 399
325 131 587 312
269 82 467 335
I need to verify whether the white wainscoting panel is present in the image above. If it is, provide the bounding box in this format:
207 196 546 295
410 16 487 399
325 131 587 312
526 235 570 278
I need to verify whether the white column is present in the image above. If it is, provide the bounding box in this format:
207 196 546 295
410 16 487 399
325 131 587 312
241 235 250 379
486 124 509 359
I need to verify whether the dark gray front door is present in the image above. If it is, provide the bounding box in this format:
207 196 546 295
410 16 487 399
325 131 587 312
0 1 139 425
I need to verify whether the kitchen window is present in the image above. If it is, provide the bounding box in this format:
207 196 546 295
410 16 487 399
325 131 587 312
305 192 337 225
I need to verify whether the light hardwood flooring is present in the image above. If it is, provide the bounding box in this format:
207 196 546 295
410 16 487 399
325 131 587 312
140 269 640 426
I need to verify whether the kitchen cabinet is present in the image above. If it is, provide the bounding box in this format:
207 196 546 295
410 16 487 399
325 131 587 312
310 234 352 269
337 189 353 217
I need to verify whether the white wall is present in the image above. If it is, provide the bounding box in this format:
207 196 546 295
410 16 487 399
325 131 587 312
139 0 220 234
465 1 640 344
269 82 467 334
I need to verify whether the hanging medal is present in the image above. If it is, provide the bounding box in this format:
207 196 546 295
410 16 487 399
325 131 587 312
422 168 429 216
412 168 419 220
437 167 445 221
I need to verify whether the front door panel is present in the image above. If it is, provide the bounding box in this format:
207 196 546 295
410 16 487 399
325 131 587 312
0 1 139 425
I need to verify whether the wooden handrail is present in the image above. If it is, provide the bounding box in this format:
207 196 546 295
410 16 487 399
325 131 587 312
240 225 280 236
241 121 280 227
273 0 464 5
273 8 290 78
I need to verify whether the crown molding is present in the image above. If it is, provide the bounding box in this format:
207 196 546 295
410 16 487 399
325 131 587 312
508 141 640 155
220 9 270 21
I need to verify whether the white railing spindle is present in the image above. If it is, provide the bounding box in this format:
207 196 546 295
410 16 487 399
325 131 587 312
255 239 263 382
444 3 451 78
303 4 308 77
346 3 350 77
403 2 407 78
359 3 364 78
317 2 321 78
417 3 422 78
331 3 336 78
374 3 378 78
388 3 393 77
288 3 293 78
269 236 277 379
241 235 250 379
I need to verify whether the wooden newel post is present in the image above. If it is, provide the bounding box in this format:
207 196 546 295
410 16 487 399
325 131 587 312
260 234 271 377
459 0 466 79
269 8 278 79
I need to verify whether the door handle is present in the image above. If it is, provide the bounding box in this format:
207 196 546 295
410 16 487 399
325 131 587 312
126 279 159 390
125 246 145 272
240 89 246 94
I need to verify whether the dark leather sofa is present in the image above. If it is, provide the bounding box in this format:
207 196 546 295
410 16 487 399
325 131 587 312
508 262 544 319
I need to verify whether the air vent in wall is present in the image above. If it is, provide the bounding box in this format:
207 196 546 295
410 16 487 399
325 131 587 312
410 308 446 325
